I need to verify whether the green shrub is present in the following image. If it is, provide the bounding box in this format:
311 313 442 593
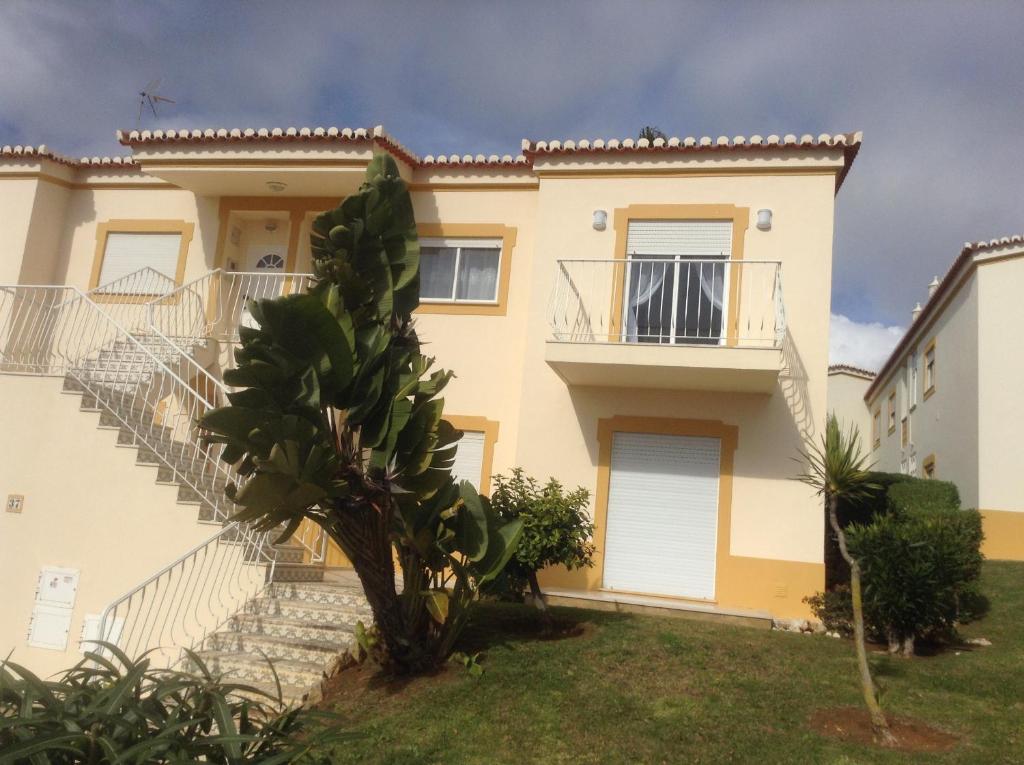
887 478 960 516
487 469 594 614
804 585 856 638
0 644 344 763
847 506 987 654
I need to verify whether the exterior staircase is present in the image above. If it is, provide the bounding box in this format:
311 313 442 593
2 270 372 701
195 574 372 703
63 334 373 701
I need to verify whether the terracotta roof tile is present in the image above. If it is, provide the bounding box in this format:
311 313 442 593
1 144 134 168
116 124 421 166
828 363 876 379
522 131 860 156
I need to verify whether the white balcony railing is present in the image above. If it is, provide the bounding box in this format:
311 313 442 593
548 258 785 349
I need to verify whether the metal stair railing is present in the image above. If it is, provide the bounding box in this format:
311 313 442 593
0 274 276 666
145 269 327 563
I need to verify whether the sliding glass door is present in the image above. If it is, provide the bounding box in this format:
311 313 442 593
623 255 728 345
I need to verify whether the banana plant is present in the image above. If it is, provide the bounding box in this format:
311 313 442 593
201 154 521 672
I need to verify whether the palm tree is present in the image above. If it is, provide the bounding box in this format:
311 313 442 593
797 415 897 747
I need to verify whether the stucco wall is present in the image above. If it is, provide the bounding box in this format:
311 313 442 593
827 371 873 440
977 253 1024 513
0 375 229 677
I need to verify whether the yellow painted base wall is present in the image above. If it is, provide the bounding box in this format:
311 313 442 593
980 509 1024 561
538 556 823 620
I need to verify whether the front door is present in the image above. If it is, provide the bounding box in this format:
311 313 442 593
603 432 721 600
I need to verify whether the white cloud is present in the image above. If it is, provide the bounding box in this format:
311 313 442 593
829 314 904 372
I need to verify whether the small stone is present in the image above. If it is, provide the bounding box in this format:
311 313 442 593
966 637 992 647
826 631 841 639
810 621 827 635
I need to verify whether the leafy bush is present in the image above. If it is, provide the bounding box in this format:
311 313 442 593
0 644 343 763
887 478 960 516
488 469 594 620
846 505 986 655
804 585 856 638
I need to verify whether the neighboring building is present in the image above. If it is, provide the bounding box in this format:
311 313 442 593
826 364 874 439
1 127 861 678
829 236 1024 562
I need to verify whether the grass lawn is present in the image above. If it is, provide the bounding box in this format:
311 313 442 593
317 561 1023 764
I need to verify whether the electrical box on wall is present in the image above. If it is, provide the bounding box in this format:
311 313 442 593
27 567 80 651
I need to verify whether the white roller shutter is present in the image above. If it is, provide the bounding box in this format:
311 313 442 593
98 232 182 286
452 430 486 489
625 220 732 258
603 432 721 600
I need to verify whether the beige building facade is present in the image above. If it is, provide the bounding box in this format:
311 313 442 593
1 127 861 672
828 236 1024 561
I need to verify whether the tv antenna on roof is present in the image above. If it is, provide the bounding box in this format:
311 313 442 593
137 79 175 124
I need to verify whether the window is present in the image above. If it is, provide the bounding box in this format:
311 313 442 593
887 391 897 435
445 415 499 493
872 409 881 449
90 220 194 296
924 340 936 399
909 349 919 408
923 454 936 479
901 416 910 447
255 253 285 270
420 238 502 304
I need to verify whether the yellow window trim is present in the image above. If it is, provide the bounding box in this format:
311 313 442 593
444 414 500 494
922 453 936 478
922 338 937 400
608 204 750 346
89 220 195 303
414 223 518 316
594 415 738 603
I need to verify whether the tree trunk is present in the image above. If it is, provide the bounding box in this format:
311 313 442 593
828 494 898 747
527 570 554 633
329 498 434 673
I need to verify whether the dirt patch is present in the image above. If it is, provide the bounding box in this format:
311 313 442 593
314 658 458 712
809 706 960 753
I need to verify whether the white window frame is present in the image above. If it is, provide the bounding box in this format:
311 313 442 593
419 237 503 305
909 349 919 409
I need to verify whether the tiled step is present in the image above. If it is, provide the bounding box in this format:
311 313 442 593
268 563 327 583
204 631 350 666
226 613 359 645
191 651 326 690
245 594 371 625
266 581 371 610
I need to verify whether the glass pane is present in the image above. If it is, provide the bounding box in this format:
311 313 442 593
624 257 674 344
455 248 500 301
676 259 725 344
420 247 457 299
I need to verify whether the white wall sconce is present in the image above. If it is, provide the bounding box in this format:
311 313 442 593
593 209 608 231
264 219 279 232
266 180 287 193
756 208 773 231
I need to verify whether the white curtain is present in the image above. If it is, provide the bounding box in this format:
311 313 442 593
456 248 500 301
625 259 667 342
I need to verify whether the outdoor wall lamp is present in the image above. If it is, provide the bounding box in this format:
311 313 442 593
756 208 773 231
593 209 608 231
266 180 287 193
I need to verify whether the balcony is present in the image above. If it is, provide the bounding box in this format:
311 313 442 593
546 258 785 393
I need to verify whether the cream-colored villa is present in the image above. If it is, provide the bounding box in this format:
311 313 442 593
1 126 861 686
828 236 1024 562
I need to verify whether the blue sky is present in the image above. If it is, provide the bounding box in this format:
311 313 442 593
2 1 1022 368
